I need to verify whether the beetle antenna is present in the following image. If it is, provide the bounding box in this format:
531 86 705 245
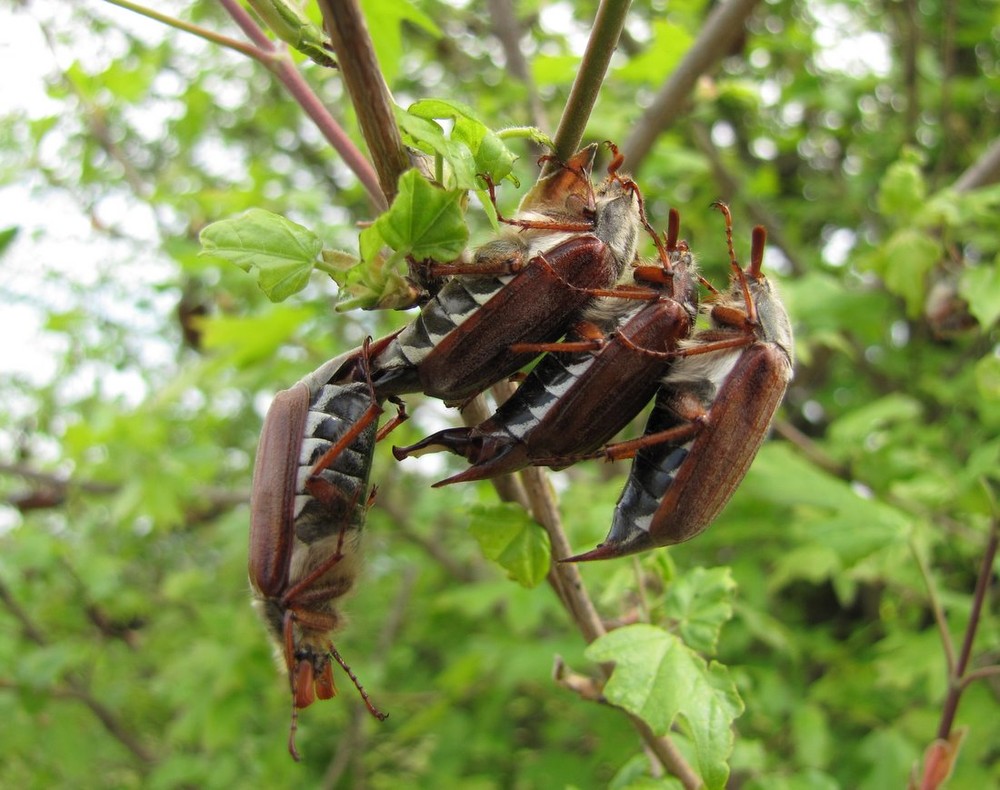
711 202 757 324
329 645 389 721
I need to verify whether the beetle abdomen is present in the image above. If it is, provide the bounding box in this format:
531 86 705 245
293 381 378 543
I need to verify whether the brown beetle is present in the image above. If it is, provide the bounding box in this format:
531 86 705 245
566 204 794 561
368 144 649 404
249 338 392 760
391 209 700 485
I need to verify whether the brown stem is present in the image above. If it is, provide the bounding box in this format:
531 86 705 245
623 0 761 170
317 0 411 203
480 383 701 787
934 512 999 740
218 0 386 210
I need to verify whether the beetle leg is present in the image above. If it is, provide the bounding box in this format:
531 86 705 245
480 171 595 233
510 320 609 354
423 251 531 278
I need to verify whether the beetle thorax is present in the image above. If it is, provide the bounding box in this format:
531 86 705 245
749 278 794 366
591 180 641 272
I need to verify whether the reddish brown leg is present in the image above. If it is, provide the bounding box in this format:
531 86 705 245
424 254 530 278
481 172 594 233
510 320 609 354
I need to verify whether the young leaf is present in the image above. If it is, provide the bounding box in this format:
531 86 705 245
408 98 518 184
469 503 551 588
199 209 321 302
586 624 743 790
663 567 737 655
395 108 479 189
958 258 1000 328
372 169 468 261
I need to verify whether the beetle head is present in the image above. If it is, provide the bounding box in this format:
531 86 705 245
517 144 598 219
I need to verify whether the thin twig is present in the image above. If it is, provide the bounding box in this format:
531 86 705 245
105 0 383 209
482 385 701 787
623 0 761 170
953 136 1000 193
218 0 386 210
934 507 999 740
0 582 157 765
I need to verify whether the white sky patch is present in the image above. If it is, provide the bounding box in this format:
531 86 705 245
822 227 856 267
812 4 891 78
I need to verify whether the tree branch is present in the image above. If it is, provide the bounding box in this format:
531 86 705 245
623 0 761 170
953 136 1000 193
317 0 411 204
479 380 702 788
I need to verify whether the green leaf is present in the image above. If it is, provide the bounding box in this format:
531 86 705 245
663 567 737 654
199 209 322 301
395 107 479 188
958 258 1000 328
372 169 468 260
586 625 743 789
408 98 518 184
877 152 927 221
468 503 551 587
864 228 939 317
359 0 440 84
0 225 19 257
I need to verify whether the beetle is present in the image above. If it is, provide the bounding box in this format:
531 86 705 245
391 208 701 485
564 203 794 561
368 143 650 404
249 337 393 760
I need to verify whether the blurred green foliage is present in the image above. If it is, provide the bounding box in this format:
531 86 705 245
0 0 998 788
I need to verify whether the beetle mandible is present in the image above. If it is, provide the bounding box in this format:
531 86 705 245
565 203 794 561
249 338 394 760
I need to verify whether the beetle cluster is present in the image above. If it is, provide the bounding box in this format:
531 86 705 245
248 143 793 757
